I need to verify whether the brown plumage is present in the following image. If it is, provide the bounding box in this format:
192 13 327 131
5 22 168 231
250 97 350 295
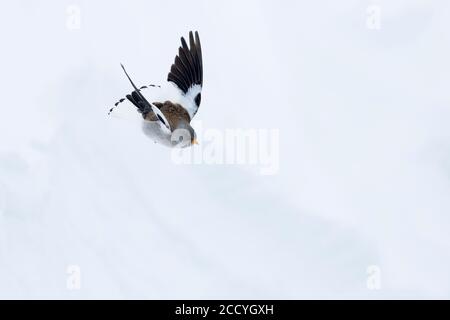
113 31 203 146
145 101 191 130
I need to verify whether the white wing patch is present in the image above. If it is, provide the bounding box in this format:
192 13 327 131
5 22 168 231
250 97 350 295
137 87 172 132
169 83 202 120
150 102 171 132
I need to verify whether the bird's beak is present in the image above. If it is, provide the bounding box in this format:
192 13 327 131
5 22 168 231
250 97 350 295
192 139 199 145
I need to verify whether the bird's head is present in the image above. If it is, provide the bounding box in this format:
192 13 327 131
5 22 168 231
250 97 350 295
171 122 197 148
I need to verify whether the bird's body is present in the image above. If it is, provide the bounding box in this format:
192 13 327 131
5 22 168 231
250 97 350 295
110 31 203 147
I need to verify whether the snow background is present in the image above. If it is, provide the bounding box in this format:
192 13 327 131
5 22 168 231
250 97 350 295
0 0 449 299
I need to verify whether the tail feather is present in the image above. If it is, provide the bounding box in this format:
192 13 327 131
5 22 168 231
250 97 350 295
108 65 161 116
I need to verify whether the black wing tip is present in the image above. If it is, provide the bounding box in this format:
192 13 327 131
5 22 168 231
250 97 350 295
194 31 200 44
182 30 197 41
189 30 200 42
168 31 203 93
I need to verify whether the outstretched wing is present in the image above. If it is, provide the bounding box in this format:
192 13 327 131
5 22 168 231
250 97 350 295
167 31 203 120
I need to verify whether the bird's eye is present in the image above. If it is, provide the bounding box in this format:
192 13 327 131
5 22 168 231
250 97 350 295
194 93 201 106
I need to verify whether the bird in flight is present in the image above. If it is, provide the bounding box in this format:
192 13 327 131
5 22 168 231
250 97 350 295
110 31 203 147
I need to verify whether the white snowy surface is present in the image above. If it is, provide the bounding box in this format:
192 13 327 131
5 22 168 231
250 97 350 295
0 0 450 299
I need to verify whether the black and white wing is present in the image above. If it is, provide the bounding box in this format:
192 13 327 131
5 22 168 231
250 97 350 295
167 31 203 120
120 64 171 131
